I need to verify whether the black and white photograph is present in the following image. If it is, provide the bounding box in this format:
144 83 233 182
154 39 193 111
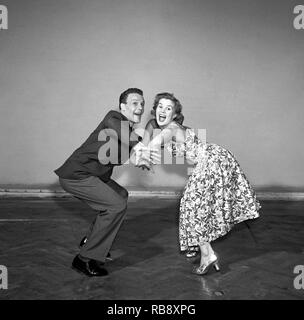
0 0 304 305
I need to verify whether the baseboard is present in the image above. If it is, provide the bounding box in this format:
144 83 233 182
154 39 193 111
0 188 304 200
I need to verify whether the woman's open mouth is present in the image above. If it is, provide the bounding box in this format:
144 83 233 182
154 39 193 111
158 115 167 123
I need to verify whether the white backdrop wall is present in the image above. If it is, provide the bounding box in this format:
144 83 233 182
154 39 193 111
0 0 303 191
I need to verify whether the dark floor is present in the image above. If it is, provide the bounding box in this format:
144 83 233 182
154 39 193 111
0 197 303 300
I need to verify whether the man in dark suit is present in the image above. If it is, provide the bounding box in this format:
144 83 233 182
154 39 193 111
55 88 156 277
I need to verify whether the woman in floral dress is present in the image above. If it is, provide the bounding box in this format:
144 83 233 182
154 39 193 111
140 92 261 275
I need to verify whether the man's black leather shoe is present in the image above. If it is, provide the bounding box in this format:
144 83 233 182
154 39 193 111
71 255 108 277
79 236 113 261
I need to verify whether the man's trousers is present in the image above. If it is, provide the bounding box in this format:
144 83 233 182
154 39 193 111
59 176 128 262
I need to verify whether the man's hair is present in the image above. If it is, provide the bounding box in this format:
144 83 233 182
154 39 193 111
119 88 143 109
151 92 184 125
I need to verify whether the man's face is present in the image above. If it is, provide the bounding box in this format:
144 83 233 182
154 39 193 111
120 93 145 124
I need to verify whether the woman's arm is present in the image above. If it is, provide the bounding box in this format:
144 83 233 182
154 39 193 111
136 119 160 170
146 121 186 147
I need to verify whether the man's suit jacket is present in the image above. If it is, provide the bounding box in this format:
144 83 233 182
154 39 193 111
54 110 141 182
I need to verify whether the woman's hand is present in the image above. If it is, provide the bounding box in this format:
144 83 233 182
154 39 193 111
136 155 156 173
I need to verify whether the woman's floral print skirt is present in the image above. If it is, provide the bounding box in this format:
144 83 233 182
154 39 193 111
179 143 261 251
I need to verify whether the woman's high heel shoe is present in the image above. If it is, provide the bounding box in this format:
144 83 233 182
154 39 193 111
192 255 220 275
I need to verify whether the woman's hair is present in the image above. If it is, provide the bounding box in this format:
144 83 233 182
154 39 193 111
151 92 184 125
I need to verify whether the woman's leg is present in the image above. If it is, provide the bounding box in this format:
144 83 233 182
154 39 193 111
199 242 217 266
193 241 220 275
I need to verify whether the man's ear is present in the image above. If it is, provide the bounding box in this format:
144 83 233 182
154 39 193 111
120 103 126 111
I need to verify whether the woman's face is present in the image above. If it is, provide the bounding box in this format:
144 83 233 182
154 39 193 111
155 98 176 127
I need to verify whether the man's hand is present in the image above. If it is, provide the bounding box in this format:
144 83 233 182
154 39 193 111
131 142 161 166
140 147 161 165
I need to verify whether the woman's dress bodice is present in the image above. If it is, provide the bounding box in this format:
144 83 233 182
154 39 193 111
165 129 207 168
